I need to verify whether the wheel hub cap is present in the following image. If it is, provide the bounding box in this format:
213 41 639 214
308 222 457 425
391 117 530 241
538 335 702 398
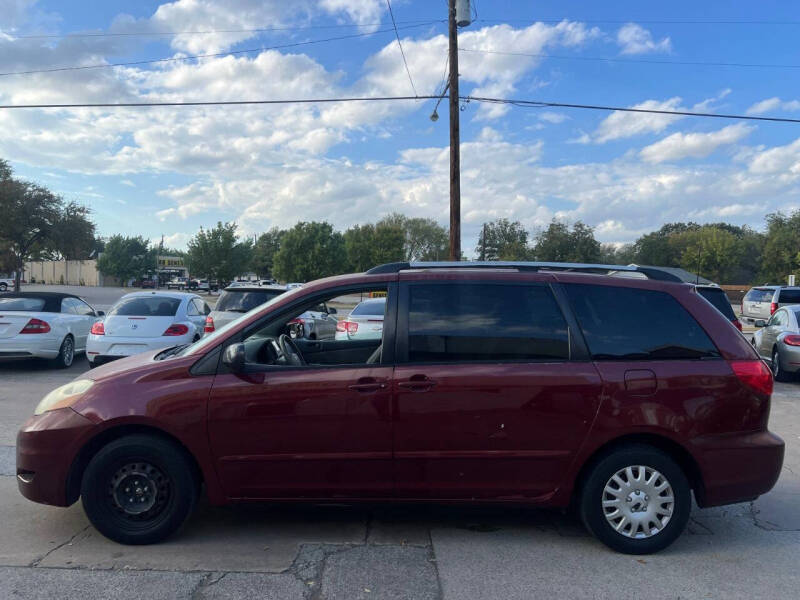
110 463 167 516
602 465 674 539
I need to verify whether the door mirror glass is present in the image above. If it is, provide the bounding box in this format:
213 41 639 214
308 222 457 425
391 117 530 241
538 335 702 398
754 319 767 328
327 306 337 315
222 343 246 372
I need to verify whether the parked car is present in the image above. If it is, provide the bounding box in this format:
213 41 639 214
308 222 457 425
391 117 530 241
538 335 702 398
259 279 277 286
741 286 800 324
0 277 15 292
285 282 303 290
0 292 102 367
752 305 800 381
204 285 338 341
166 277 188 290
335 297 386 340
86 292 209 367
17 261 783 555
695 285 742 331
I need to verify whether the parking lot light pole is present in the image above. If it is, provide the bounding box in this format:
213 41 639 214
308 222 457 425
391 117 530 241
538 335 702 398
448 0 461 261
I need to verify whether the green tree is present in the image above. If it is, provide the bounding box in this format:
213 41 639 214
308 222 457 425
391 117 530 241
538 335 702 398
378 213 448 261
760 210 800 284
631 222 700 266
599 243 636 265
532 220 601 263
96 235 152 285
251 227 285 278
185 222 253 284
676 226 742 283
273 221 347 282
0 159 63 290
475 218 530 260
47 201 96 261
344 222 405 271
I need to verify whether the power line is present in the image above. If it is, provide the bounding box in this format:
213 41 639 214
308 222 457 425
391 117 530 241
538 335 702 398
386 0 418 97
460 47 800 70
476 18 800 26
2 20 442 40
463 96 800 123
0 21 442 77
1 95 799 124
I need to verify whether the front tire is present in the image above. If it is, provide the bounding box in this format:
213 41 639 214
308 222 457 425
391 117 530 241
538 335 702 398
52 336 74 369
80 434 199 545
580 444 690 554
0 282 7 292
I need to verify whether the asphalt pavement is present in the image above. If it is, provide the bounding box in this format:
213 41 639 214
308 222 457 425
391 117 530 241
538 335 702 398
0 324 798 599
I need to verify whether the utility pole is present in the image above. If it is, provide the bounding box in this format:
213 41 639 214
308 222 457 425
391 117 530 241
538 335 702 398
448 0 461 261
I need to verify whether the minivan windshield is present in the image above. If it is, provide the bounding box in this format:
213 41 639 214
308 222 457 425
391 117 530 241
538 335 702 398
216 289 285 313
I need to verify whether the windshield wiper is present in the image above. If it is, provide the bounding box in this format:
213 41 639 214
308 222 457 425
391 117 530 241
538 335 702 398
156 344 191 360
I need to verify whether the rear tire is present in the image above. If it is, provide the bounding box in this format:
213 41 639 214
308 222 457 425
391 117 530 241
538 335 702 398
80 434 199 545
580 444 690 554
52 336 74 369
0 282 7 292
772 348 791 382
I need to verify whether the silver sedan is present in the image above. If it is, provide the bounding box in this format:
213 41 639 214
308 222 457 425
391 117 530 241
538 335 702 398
753 305 800 382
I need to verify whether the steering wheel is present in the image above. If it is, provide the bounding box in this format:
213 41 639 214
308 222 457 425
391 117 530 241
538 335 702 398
278 334 306 366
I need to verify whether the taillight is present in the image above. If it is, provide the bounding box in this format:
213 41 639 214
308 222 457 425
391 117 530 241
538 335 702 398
336 320 346 332
204 316 214 333
345 321 358 334
20 318 50 334
90 321 105 335
163 324 189 336
770 302 778 314
784 335 800 347
729 360 773 398
733 319 742 331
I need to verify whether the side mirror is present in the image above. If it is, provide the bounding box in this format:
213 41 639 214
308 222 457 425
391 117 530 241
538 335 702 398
96 310 105 317
222 343 246 372
754 320 767 328
327 307 337 315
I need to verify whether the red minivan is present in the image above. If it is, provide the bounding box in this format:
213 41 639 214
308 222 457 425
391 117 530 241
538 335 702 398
17 262 784 554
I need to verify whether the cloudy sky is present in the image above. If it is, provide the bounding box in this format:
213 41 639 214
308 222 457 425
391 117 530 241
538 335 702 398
1 0 799 253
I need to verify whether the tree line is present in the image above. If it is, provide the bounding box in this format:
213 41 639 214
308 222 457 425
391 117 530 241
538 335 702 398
3 159 800 288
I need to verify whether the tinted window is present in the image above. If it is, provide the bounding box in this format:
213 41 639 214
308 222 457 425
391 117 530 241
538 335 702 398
351 300 386 317
217 289 285 313
745 288 775 302
407 283 569 362
108 297 181 317
778 289 800 303
565 284 720 360
72 299 95 316
0 297 45 311
696 287 736 321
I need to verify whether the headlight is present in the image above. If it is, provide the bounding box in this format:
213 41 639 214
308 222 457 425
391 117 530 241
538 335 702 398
34 379 94 415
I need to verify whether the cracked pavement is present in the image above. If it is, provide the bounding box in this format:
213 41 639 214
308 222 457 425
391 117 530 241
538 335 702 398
1 357 798 599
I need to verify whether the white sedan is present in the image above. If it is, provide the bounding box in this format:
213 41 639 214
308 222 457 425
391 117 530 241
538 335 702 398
0 292 102 368
86 291 210 367
335 297 386 341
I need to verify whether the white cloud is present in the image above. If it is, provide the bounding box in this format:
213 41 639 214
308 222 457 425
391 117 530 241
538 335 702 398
640 123 753 164
616 23 671 55
746 97 800 115
587 97 686 143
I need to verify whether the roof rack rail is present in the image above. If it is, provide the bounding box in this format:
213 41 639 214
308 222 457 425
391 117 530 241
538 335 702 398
365 261 686 283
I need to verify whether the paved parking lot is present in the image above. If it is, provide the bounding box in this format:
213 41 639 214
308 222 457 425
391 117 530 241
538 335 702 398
0 311 798 599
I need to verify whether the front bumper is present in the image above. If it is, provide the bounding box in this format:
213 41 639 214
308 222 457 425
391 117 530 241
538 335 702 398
692 430 785 507
16 408 96 506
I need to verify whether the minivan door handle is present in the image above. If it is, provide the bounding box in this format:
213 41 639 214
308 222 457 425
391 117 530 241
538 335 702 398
348 377 387 393
397 374 437 393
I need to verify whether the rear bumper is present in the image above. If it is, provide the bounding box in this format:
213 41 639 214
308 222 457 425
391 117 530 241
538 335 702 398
0 335 60 360
691 430 785 507
777 345 800 373
16 408 96 507
86 333 193 363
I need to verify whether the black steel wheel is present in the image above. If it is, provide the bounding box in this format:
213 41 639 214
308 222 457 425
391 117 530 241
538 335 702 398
81 434 198 545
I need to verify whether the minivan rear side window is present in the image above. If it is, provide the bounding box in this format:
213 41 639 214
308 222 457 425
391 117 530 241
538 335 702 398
564 284 720 360
778 289 800 303
406 283 570 362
